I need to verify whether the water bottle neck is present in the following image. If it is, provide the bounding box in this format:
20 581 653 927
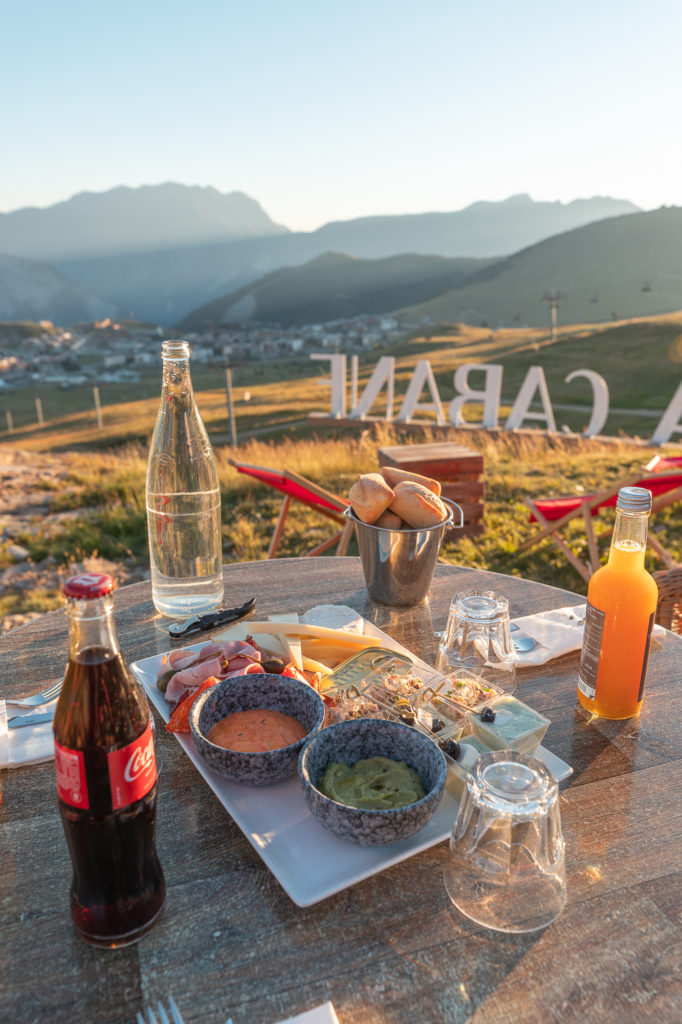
161 341 194 401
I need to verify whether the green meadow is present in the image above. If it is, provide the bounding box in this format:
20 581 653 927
1 313 681 620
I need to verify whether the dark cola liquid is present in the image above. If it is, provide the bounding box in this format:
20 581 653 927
54 646 165 947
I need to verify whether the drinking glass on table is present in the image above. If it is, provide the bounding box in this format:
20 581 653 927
438 591 516 694
443 750 566 933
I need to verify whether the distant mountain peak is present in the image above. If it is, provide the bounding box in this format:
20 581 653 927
0 189 645 325
0 183 289 260
501 193 534 204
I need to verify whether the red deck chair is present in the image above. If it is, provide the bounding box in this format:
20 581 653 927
229 459 353 559
520 455 682 581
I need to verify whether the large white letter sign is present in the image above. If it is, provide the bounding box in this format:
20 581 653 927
652 378 682 444
310 353 346 417
397 360 446 424
449 363 503 428
350 356 395 419
505 366 557 432
564 369 609 437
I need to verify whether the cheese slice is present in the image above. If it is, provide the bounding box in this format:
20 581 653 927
268 613 304 671
300 654 334 676
214 620 410 666
244 622 375 644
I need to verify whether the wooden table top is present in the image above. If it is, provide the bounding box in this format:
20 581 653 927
2 558 681 1024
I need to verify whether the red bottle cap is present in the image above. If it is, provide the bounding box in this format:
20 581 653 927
63 573 115 600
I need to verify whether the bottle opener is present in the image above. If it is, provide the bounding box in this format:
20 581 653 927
168 597 257 639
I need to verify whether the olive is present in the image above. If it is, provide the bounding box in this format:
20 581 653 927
439 738 461 760
480 706 496 723
156 668 177 693
262 658 287 674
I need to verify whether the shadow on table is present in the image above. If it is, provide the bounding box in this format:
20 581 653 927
360 597 440 667
383 880 548 1023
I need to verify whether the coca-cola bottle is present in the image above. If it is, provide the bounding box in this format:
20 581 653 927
53 572 165 947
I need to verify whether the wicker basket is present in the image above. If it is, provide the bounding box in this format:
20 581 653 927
654 567 682 635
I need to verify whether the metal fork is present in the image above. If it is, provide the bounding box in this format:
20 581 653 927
136 994 184 1024
5 678 63 709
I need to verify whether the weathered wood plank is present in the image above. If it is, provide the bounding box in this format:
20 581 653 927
1 559 681 1024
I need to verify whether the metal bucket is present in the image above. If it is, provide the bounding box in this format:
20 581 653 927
345 499 463 606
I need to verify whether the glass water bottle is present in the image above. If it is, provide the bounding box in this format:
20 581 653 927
145 340 224 618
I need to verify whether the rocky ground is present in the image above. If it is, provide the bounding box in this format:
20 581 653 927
0 449 149 634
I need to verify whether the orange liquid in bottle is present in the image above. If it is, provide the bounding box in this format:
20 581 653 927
578 540 658 719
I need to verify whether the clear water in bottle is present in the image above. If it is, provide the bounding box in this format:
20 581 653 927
146 340 224 618
146 488 223 617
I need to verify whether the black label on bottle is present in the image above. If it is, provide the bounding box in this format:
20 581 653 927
637 612 655 703
578 601 605 700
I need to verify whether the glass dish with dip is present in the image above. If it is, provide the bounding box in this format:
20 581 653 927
471 696 550 755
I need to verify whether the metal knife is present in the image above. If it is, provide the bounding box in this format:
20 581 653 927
8 710 55 729
168 596 257 640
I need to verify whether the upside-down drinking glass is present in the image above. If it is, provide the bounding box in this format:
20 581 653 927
438 591 517 694
443 750 566 933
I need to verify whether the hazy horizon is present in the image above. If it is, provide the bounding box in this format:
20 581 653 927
0 184 651 234
3 0 681 232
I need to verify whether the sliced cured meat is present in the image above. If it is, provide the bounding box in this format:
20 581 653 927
164 640 263 705
165 655 225 703
224 660 264 678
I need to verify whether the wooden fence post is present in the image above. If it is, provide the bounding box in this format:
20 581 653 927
35 396 44 426
225 368 238 448
93 386 104 430
6 410 13 433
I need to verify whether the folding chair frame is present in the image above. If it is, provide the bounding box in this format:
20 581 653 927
229 460 353 559
521 459 682 582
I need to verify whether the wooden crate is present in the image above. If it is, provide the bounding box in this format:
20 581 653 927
378 442 485 538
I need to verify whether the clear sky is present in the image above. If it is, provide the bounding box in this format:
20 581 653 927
3 0 681 231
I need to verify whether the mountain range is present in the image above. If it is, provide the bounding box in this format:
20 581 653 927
0 183 287 260
178 207 682 331
0 185 640 325
178 252 494 330
399 206 682 328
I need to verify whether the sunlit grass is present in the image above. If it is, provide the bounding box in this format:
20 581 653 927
4 311 682 452
2 314 682 619
4 424 681 619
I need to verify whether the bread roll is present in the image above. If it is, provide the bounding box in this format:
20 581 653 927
349 473 395 524
374 508 403 530
380 465 441 497
389 480 448 528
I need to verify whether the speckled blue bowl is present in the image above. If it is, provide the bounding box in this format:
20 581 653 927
298 718 447 846
189 673 325 786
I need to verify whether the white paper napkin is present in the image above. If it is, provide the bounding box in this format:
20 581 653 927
512 603 666 667
274 1003 339 1024
0 699 55 769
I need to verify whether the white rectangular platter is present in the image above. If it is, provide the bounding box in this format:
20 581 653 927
131 618 571 907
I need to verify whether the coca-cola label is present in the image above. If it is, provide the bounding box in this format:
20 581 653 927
107 722 157 810
55 741 90 810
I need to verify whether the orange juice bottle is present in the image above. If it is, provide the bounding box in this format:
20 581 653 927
578 486 658 719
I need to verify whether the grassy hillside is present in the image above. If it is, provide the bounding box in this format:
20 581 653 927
2 426 681 624
0 311 681 626
178 252 492 329
3 313 682 451
400 207 682 328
